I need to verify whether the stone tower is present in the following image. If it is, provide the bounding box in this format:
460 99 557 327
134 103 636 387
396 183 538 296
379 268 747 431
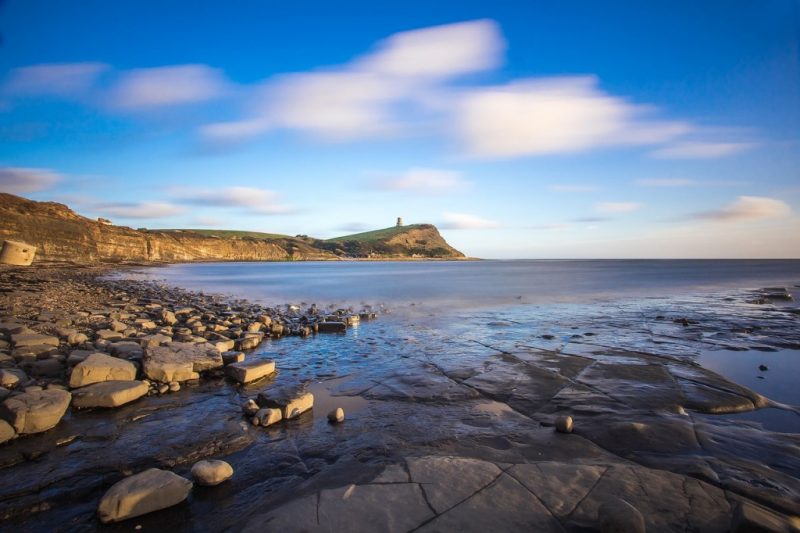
396 217 403 227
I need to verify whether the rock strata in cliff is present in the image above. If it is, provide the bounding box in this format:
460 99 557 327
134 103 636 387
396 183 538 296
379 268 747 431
0 193 465 263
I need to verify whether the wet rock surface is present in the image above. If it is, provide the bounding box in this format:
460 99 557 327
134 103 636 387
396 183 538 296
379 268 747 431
0 264 798 530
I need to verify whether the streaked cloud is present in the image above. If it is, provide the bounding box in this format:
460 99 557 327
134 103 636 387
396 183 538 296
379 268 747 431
108 65 229 109
201 20 503 143
337 222 373 233
175 186 293 215
634 178 696 187
93 201 187 219
650 141 755 159
595 202 643 213
694 196 792 222
3 62 109 98
572 216 611 223
530 223 569 230
548 184 598 193
440 212 500 229
457 77 690 158
0 167 61 193
375 168 470 194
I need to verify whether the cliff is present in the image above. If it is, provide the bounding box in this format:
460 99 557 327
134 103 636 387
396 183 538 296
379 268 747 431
0 193 465 263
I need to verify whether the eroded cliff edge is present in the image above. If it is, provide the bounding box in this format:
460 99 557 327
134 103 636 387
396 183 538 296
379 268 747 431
0 193 465 263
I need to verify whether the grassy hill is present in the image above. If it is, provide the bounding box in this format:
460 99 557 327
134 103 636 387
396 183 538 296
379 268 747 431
326 224 429 243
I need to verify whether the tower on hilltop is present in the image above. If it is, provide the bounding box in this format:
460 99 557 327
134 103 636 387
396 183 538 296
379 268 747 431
396 217 403 227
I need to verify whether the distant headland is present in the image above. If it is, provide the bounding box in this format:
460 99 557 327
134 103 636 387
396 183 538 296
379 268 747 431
0 193 466 264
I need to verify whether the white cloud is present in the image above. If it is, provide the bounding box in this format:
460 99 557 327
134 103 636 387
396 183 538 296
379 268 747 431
650 141 754 159
201 20 503 143
457 77 690 158
3 63 109 98
94 202 186 219
440 212 500 229
109 65 228 109
176 186 293 214
376 168 469 194
595 202 643 213
356 19 503 79
695 196 792 222
338 222 373 233
0 167 61 193
531 223 570 230
634 178 696 187
191 216 224 227
548 184 598 192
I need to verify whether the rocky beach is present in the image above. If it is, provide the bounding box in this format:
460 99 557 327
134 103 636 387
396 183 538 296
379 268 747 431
0 262 797 531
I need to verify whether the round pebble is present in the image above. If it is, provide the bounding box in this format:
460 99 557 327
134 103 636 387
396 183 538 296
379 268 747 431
555 415 573 433
191 459 234 486
328 407 345 423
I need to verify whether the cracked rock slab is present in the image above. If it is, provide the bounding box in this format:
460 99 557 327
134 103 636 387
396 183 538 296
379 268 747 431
407 456 502 514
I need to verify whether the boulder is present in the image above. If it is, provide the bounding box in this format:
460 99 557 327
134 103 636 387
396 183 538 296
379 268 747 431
97 468 193 523
254 407 282 427
0 388 71 434
212 339 235 352
258 391 313 419
69 353 137 388
318 322 346 333
160 310 177 325
139 333 173 348
191 460 233 486
144 342 222 383
222 351 245 365
71 381 149 408
95 329 124 342
226 359 276 384
11 333 59 348
237 336 261 351
0 368 26 388
0 419 15 443
0 240 36 266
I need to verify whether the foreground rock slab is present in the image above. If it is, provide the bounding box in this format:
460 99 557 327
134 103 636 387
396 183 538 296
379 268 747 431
257 391 314 419
97 468 193 524
0 388 71 434
69 353 137 388
144 342 223 383
71 380 149 408
226 359 276 384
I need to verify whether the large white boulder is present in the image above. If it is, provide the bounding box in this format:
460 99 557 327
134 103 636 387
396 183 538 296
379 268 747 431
143 342 222 383
69 353 137 388
97 468 193 523
0 388 71 434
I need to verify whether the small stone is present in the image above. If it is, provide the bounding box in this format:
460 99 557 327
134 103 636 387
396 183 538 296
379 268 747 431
67 332 89 346
160 310 177 325
758 364 768 372
222 351 245 365
11 333 60 348
258 391 313 419
317 322 346 333
168 381 180 392
0 419 15 443
158 384 168 394
237 336 261 351
255 407 282 427
598 498 645 533
328 407 345 423
555 415 573 433
191 459 233 486
0 368 26 389
97 468 192 524
242 399 259 416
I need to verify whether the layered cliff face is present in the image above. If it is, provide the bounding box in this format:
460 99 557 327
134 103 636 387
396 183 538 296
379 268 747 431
0 193 465 263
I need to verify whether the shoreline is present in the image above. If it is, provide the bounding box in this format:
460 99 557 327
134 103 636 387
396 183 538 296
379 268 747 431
0 264 798 530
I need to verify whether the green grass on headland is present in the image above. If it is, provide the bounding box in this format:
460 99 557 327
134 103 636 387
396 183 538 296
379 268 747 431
326 224 428 243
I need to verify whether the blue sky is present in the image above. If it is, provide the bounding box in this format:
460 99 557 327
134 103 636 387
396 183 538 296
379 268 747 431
0 0 798 258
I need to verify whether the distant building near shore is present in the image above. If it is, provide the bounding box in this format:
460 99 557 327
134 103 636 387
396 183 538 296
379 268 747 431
396 217 403 227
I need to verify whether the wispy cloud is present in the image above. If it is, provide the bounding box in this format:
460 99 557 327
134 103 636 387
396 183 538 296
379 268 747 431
200 20 503 143
530 223 569 230
634 178 696 187
374 168 470 194
572 216 611 223
0 167 61 193
93 201 186 219
548 184 598 193
694 196 792 222
337 222 373 233
650 141 755 159
440 212 500 229
3 62 109 99
595 202 643 213
457 77 690 158
175 186 293 215
108 65 229 109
